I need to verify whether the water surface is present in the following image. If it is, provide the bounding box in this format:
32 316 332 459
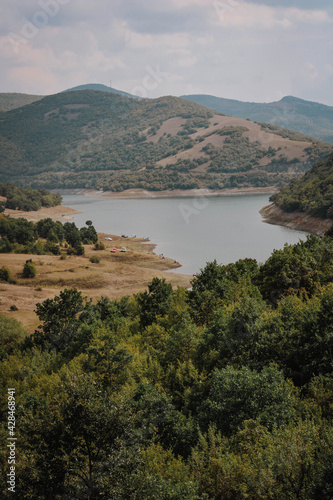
62 194 308 275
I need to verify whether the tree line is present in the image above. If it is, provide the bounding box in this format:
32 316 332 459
0 216 97 256
0 182 62 212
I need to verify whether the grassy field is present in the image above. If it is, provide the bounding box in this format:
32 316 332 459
0 217 191 332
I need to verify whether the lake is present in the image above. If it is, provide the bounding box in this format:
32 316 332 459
61 193 308 275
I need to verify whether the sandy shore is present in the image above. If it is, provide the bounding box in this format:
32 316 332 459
57 187 277 199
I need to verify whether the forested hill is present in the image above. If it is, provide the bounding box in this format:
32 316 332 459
0 89 331 192
271 152 333 219
0 92 43 111
182 94 333 144
63 83 139 99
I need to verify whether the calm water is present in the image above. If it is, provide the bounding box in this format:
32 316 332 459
62 194 308 275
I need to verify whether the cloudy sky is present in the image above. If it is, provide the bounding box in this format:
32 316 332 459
1 0 333 104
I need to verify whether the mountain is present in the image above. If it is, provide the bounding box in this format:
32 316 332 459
271 152 333 219
63 83 140 99
0 92 44 111
0 90 331 192
182 95 333 144
0 85 137 113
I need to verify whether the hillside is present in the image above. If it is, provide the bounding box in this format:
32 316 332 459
0 92 44 111
182 94 333 144
63 83 140 99
271 152 333 219
0 90 331 192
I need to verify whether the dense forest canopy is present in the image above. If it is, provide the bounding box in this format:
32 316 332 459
272 152 333 219
1 231 333 498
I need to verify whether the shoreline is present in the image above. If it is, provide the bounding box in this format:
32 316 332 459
260 203 332 236
4 204 81 222
56 186 277 199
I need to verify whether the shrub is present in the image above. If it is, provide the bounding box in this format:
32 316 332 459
22 259 37 278
94 241 105 251
46 242 61 255
90 256 100 264
67 244 85 256
0 266 11 282
10 305 18 311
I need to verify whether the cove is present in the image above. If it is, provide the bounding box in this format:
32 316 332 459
61 194 308 275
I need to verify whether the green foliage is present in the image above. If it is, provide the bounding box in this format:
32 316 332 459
80 221 98 244
272 152 333 218
32 288 86 353
203 364 296 435
0 216 37 244
137 277 173 328
0 181 62 211
36 217 64 241
0 90 330 193
0 314 26 359
89 255 100 263
3 234 333 498
0 265 11 282
94 240 105 250
22 259 37 278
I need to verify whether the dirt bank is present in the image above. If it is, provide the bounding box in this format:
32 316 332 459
260 203 332 236
57 187 277 199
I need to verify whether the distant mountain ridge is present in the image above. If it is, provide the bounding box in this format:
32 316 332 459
0 89 331 193
181 94 333 144
63 83 140 99
1 85 333 147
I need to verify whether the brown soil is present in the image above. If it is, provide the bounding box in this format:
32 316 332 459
4 204 80 222
260 203 332 236
66 187 277 199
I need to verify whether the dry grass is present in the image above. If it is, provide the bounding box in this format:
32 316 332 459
0 231 191 333
154 112 320 170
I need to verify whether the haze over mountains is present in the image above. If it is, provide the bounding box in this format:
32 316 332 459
1 84 333 145
0 88 331 192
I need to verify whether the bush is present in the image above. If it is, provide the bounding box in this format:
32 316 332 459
67 244 85 256
46 242 61 255
94 241 105 251
22 259 37 278
0 266 11 282
90 256 100 264
10 305 18 311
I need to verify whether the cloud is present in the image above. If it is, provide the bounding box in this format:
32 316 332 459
211 2 332 29
0 0 332 106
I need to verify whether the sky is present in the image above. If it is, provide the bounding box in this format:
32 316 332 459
0 0 333 105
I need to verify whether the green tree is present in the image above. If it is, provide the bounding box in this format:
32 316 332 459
203 364 296 435
22 259 36 278
33 288 86 353
138 277 173 328
0 266 11 282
